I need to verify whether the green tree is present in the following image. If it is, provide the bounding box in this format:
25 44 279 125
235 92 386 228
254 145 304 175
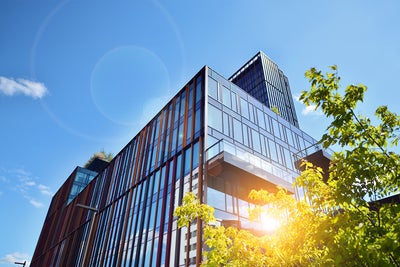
299 66 400 266
83 149 113 168
174 66 400 266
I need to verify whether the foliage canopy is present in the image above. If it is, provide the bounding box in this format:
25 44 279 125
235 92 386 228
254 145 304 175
83 149 113 168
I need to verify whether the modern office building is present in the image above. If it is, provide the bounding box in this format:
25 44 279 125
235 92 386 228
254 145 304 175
31 52 327 266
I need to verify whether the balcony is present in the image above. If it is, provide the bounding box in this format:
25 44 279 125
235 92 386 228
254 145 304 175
293 143 332 182
205 140 294 200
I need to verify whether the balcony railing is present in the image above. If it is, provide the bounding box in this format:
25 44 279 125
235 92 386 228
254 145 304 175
293 143 334 163
206 139 293 183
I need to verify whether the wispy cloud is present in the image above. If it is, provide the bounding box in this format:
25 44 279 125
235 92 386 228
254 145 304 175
293 94 323 117
38 184 52 196
29 199 44 208
0 252 30 264
0 166 52 208
301 104 323 116
0 76 48 99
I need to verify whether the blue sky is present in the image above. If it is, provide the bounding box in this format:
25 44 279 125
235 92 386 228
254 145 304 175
1 0 399 265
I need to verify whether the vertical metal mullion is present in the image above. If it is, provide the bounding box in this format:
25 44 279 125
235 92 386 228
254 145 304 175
116 189 133 266
99 204 116 266
155 163 170 266
164 158 177 266
148 169 162 267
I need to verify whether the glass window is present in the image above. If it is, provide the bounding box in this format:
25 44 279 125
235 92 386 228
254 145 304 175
192 142 199 169
207 134 219 149
196 75 202 104
264 113 271 133
184 148 191 176
271 118 281 139
226 194 234 213
251 128 261 153
283 148 293 170
249 103 256 123
238 198 249 218
268 138 278 162
280 124 288 142
233 118 243 143
208 77 218 100
177 121 184 149
243 125 249 147
186 113 193 143
286 130 294 147
194 107 201 135
262 135 270 157
223 112 230 136
175 154 182 182
208 104 223 133
222 86 231 108
171 127 177 153
277 145 284 165
207 187 225 211
188 83 194 111
180 92 186 118
240 98 249 119
174 99 180 124
231 91 237 112
256 108 265 129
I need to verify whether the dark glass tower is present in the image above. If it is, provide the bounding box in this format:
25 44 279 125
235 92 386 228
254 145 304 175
230 51 299 127
31 52 324 267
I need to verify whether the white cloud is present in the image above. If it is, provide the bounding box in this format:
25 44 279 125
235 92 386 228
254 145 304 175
293 93 323 117
0 252 29 264
25 181 36 187
29 199 44 208
0 166 52 208
301 104 323 116
0 76 48 99
38 184 52 196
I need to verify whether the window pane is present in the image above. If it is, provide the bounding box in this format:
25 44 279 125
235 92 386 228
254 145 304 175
207 187 225 211
192 142 199 169
271 119 281 139
196 75 202 103
184 148 191 176
249 103 256 123
268 138 278 162
194 107 201 135
223 112 230 136
233 118 243 143
264 114 271 133
243 125 249 147
177 121 184 149
176 154 182 180
240 98 249 119
221 86 231 108
186 114 192 143
188 83 194 111
208 104 223 132
208 78 218 100
251 128 261 153
231 91 237 112
256 109 265 129
283 148 293 170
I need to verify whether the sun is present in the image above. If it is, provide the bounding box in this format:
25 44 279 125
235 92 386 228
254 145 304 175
260 212 280 232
